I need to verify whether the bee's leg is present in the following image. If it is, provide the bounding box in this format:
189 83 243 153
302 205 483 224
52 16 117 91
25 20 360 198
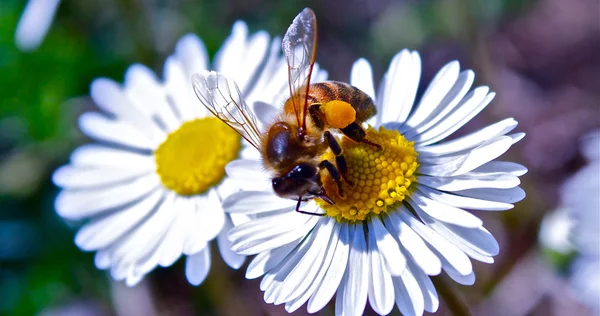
309 188 334 205
295 196 325 216
308 103 325 130
319 160 344 197
341 122 382 150
324 131 354 186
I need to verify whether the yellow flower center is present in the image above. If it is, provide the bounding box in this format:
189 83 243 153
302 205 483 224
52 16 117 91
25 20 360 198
154 117 241 195
317 126 419 222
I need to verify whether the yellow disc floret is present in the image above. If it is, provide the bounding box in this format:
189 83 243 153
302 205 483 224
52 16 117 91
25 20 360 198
317 126 418 222
155 117 241 195
322 100 356 128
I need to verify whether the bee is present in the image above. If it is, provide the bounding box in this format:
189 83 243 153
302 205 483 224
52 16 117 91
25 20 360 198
192 8 379 215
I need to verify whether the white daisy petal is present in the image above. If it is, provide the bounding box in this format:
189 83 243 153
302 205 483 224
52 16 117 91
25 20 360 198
393 268 425 316
470 161 528 177
417 173 520 191
123 64 181 132
174 33 209 78
380 50 421 123
404 61 460 129
398 211 472 276
415 118 517 156
384 210 442 275
367 230 395 315
416 184 513 211
229 213 319 255
69 145 155 169
335 224 369 316
78 112 156 150
74 189 164 251
407 260 439 313
350 58 375 100
368 217 406 275
55 173 160 220
285 224 342 313
90 78 165 141
216 215 245 269
413 88 494 145
399 69 474 135
223 191 296 214
164 56 199 121
52 165 151 189
246 237 303 279
453 186 526 204
277 218 334 303
195 190 226 242
307 224 351 313
186 246 211 286
446 269 476 286
407 192 483 228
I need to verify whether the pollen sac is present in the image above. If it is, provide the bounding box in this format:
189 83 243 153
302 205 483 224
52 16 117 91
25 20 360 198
321 100 356 128
317 126 419 222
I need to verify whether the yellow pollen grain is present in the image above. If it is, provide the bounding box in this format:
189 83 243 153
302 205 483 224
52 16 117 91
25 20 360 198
154 117 241 196
317 126 419 222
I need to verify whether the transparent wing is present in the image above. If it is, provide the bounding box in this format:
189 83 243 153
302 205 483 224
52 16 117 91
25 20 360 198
192 71 262 150
282 7 317 130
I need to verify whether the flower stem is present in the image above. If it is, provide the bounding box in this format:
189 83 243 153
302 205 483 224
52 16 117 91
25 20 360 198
431 276 471 316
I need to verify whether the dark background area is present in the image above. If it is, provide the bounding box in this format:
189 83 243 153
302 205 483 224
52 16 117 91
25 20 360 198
0 0 599 315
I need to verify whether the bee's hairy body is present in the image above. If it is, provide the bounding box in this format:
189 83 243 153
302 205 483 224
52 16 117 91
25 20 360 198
260 81 377 200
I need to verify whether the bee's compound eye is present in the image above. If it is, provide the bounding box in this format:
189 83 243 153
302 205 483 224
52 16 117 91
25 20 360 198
290 163 317 179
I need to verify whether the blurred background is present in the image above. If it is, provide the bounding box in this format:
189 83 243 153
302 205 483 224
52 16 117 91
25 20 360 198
0 0 598 315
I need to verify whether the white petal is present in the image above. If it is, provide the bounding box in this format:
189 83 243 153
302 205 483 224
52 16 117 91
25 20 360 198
417 173 520 191
186 246 211 286
78 112 156 149
216 215 245 269
400 69 474 135
244 38 289 106
174 33 209 78
74 189 164 251
393 268 425 316
252 101 279 128
438 222 499 257
156 198 194 267
380 50 421 124
418 136 514 177
368 217 406 275
470 161 528 176
55 173 161 220
123 64 181 132
307 224 351 313
194 190 226 242
284 224 342 313
94 251 110 269
407 260 439 313
413 88 494 145
416 184 513 211
416 118 517 156
14 0 60 52
276 218 335 304
404 61 460 129
69 144 155 169
384 211 442 275
90 78 165 141
52 165 151 189
164 56 200 121
398 210 472 276
453 186 526 204
223 190 296 214
229 212 319 255
350 58 375 100
446 269 475 286
367 230 395 315
407 192 483 228
335 224 369 316
246 238 302 279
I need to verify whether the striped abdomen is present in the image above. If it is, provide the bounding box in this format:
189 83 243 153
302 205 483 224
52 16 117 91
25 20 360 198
307 81 377 123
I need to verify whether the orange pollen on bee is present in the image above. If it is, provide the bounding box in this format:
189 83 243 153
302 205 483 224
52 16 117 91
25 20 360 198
321 100 356 128
316 126 419 222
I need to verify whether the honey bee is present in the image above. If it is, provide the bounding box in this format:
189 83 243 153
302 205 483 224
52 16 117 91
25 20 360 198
192 8 379 215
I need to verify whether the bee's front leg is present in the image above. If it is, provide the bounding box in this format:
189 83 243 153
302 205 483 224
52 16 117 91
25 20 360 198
324 131 354 187
340 122 382 150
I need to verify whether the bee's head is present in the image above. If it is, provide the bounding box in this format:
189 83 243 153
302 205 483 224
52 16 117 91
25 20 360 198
272 163 320 199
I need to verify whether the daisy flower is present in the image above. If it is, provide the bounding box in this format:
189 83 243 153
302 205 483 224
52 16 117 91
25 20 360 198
540 130 599 313
222 51 527 315
52 22 293 286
